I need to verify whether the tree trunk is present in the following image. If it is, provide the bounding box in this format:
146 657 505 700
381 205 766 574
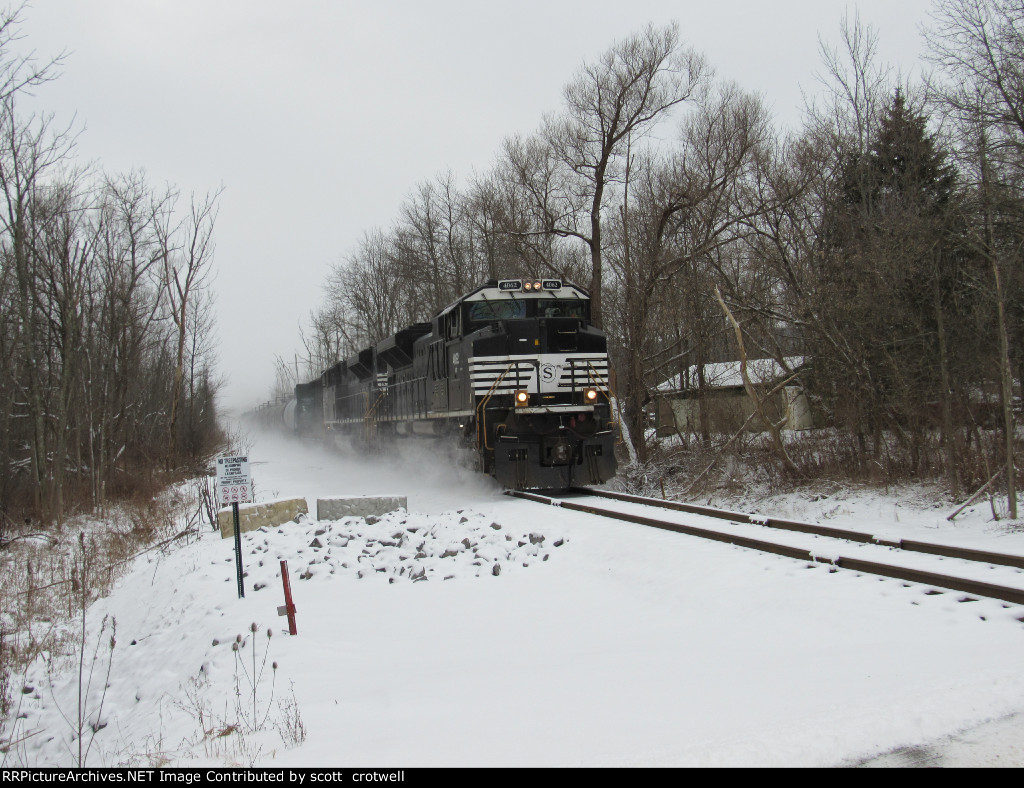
993 252 1017 518
979 134 1017 518
933 268 958 497
589 176 605 329
715 287 800 475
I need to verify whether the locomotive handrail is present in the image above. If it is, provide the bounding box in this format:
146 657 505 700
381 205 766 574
476 364 515 452
364 388 387 418
585 361 624 446
364 388 387 442
584 360 610 396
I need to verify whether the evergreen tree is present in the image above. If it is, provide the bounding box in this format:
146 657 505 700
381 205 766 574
813 90 976 480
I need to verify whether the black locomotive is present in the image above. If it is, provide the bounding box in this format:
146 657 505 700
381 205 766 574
291 278 618 489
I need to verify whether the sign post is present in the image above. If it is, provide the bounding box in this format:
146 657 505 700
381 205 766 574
216 456 252 599
231 504 243 598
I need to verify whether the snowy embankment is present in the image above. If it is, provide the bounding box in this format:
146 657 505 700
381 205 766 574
8 428 1024 767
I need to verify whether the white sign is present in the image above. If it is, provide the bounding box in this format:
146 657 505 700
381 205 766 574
216 455 252 505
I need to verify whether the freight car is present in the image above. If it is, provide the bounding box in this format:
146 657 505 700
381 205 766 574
294 278 618 489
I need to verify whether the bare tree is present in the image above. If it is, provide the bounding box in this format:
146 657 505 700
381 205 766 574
955 122 1020 517
86 171 174 504
0 95 75 516
925 0 1024 151
395 172 484 313
332 229 411 346
808 10 894 158
496 132 583 280
925 0 1024 513
607 82 777 460
0 8 228 524
503 23 708 326
32 172 94 519
0 2 65 103
161 189 220 461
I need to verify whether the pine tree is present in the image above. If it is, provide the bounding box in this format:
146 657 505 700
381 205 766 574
814 90 975 483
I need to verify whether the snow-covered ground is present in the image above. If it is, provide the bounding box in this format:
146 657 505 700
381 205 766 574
7 428 1024 767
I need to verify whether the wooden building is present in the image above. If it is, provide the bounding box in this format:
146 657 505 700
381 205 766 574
655 357 813 437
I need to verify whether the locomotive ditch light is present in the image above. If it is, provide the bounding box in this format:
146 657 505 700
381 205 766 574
585 387 599 402
515 390 529 407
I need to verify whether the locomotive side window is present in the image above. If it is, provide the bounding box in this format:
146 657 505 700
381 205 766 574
446 310 462 339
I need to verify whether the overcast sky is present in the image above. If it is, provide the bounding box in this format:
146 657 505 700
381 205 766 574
19 0 936 412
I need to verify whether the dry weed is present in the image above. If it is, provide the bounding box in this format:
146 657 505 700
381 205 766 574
0 482 207 762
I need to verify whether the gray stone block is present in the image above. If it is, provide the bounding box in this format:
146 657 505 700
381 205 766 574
218 497 308 539
317 495 407 520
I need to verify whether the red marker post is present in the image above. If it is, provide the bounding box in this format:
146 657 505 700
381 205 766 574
278 560 298 635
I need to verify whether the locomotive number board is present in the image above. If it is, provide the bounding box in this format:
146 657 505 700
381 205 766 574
497 279 562 291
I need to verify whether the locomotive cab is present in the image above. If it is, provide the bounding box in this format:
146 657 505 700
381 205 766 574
450 279 617 489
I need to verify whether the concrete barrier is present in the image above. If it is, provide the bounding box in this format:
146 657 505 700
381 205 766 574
218 497 309 539
317 495 407 520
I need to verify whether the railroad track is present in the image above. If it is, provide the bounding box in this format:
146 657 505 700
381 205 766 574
506 487 1024 611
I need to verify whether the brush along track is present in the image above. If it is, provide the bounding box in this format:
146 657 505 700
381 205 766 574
506 488 1024 609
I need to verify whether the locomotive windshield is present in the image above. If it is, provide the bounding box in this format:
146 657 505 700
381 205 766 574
468 300 527 322
466 298 588 324
537 300 587 319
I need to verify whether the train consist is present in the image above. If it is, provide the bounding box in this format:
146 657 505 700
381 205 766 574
289 278 618 489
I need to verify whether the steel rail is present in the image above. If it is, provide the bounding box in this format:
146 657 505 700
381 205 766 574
571 487 1024 571
507 489 1024 608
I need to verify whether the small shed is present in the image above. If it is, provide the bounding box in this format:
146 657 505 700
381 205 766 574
655 357 812 436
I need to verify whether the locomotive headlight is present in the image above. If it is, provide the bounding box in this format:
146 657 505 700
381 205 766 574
523 281 533 291
585 387 599 402
515 390 529 407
